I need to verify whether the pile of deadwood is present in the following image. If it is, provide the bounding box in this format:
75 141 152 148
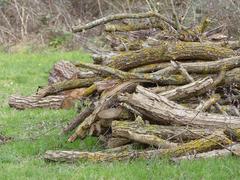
9 10 240 163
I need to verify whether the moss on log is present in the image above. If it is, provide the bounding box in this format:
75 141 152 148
105 42 234 70
44 133 231 162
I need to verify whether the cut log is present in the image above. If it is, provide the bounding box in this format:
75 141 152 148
48 60 95 84
119 86 240 128
9 95 66 110
112 121 217 143
172 144 240 162
104 42 234 70
68 81 138 141
44 133 231 162
97 107 133 120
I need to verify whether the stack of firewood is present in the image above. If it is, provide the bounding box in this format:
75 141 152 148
9 10 240 163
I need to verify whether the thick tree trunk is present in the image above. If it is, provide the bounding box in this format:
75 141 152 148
104 42 234 70
119 86 240 128
112 121 217 143
44 133 231 162
9 95 66 110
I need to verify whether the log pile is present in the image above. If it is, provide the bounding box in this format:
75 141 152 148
8 9 240 163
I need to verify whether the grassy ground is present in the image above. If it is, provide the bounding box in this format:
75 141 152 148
0 51 240 180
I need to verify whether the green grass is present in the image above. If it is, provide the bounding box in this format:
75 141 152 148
0 51 240 180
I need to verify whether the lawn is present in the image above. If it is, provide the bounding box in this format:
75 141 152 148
0 51 240 180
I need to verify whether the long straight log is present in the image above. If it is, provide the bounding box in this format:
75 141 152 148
104 42 234 70
45 133 231 162
119 86 240 128
131 56 240 74
9 95 66 110
112 121 217 143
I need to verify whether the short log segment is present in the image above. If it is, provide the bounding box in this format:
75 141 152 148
119 86 240 128
105 42 234 70
44 133 232 162
112 121 216 143
9 95 66 110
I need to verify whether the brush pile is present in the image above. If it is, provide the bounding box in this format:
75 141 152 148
9 9 240 163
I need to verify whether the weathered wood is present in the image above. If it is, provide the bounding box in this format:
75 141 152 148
9 95 66 110
224 128 240 142
131 56 240 74
172 144 240 162
76 61 188 85
195 94 221 112
105 42 234 70
72 11 181 33
112 121 217 143
159 77 214 101
45 133 231 162
62 103 95 134
37 78 97 97
107 137 131 148
153 56 240 76
119 86 240 128
105 22 164 32
48 60 95 84
68 81 138 141
98 107 133 120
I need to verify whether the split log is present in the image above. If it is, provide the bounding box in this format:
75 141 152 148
224 128 240 142
172 144 240 162
44 133 231 162
119 86 240 128
112 121 217 143
37 78 97 97
9 95 66 110
68 81 138 141
105 42 234 70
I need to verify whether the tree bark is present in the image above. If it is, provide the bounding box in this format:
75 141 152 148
68 81 138 141
37 78 98 97
171 144 240 162
107 137 131 148
9 95 66 110
62 103 95 134
112 121 217 143
104 42 234 70
44 133 231 162
119 86 240 128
